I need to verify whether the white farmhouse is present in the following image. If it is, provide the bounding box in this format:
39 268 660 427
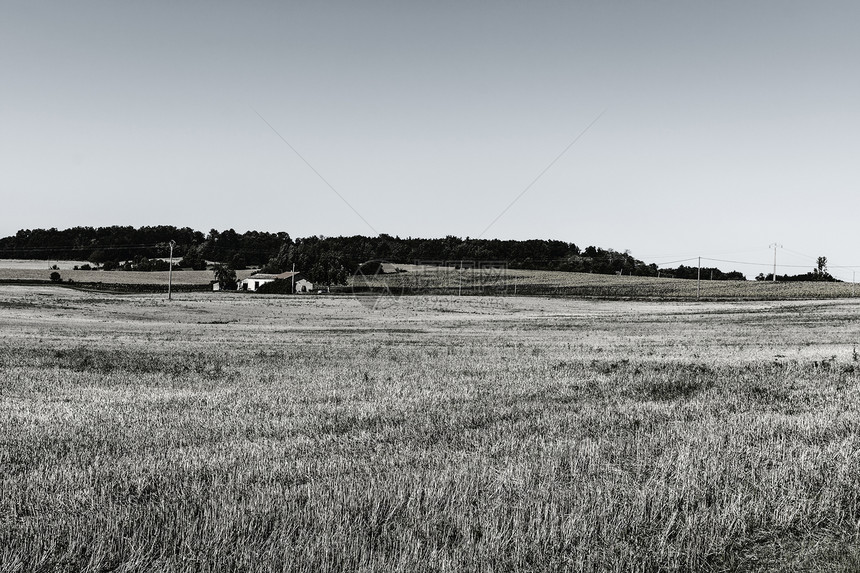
238 271 314 293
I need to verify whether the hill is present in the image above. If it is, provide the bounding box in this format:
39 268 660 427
0 226 748 285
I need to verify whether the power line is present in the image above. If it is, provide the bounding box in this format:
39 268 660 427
4 238 860 277
476 109 607 239
0 243 167 253
781 247 819 261
648 257 699 266
252 107 378 235
702 257 817 269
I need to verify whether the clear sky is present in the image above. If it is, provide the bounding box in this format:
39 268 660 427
3 1 858 280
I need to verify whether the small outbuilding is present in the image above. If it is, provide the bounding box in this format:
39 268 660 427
294 278 314 293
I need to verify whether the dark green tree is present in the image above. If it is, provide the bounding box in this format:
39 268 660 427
816 256 828 277
213 264 238 290
180 245 207 270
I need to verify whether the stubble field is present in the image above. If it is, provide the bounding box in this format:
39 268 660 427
1 286 859 572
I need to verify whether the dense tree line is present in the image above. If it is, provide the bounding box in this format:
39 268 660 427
754 256 838 282
0 226 202 262
257 236 667 284
755 272 839 282
658 265 746 281
0 226 287 268
755 256 841 282
1 225 753 285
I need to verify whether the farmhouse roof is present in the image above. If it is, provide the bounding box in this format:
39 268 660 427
247 271 301 280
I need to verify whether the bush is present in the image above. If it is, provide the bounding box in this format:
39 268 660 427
50 271 61 283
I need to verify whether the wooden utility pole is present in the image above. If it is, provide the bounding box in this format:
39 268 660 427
770 243 781 282
458 260 462 296
168 240 175 300
696 257 701 300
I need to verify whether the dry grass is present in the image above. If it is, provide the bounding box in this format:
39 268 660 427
354 265 860 300
0 259 93 270
1 288 859 571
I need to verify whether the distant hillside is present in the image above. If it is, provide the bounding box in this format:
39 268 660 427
0 225 745 283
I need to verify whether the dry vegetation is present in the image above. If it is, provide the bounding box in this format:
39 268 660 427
357 264 860 301
3 259 858 300
1 286 860 571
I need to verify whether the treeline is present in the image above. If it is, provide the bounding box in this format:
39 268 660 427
755 272 839 282
754 256 838 282
259 236 662 281
0 226 289 269
657 265 746 281
0 226 652 274
0 225 751 284
1 226 202 262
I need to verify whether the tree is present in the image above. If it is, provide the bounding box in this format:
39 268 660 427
180 245 207 270
50 271 61 283
230 253 247 270
213 264 237 290
89 249 108 266
262 243 293 274
816 256 828 275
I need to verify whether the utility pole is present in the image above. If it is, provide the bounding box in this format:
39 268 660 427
458 260 462 296
769 243 782 282
696 257 701 300
168 240 176 300
291 262 296 294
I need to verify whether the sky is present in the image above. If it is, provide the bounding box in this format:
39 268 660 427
3 1 859 280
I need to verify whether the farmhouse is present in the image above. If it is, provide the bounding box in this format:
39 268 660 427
238 271 314 293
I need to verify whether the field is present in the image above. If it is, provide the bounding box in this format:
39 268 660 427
0 266 256 287
3 259 859 300
356 265 860 301
2 286 860 571
0 259 94 270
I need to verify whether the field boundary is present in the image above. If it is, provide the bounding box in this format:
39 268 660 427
3 277 857 301
0 278 209 293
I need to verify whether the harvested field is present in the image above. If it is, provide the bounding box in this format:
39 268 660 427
1 287 859 571
353 265 860 300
